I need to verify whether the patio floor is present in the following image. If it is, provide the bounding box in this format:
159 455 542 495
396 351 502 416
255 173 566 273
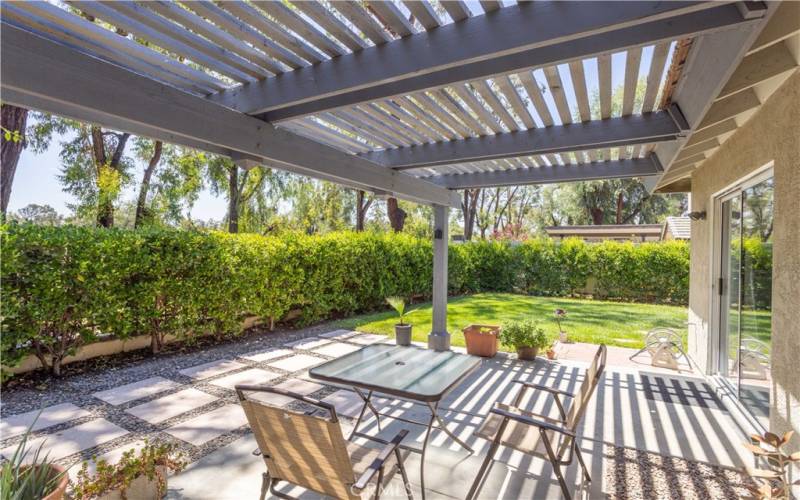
0 329 754 499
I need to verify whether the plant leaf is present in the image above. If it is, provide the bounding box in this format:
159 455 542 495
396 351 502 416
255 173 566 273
744 443 769 455
764 432 781 447
748 468 781 479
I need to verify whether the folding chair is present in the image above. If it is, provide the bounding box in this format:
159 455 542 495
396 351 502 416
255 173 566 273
466 345 607 500
236 385 413 500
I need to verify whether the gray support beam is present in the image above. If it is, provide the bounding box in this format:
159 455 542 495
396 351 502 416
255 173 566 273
428 204 450 352
1 24 459 208
366 111 681 170
426 156 662 189
652 1 774 191
209 3 753 121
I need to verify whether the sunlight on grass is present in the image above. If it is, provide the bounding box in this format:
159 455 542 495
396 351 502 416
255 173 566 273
334 293 689 350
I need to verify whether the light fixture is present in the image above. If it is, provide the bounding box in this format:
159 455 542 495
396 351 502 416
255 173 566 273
687 211 706 221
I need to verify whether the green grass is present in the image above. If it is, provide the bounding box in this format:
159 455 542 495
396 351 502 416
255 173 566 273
334 293 689 350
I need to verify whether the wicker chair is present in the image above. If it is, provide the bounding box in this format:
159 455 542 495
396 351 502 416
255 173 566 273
236 385 413 500
466 344 607 500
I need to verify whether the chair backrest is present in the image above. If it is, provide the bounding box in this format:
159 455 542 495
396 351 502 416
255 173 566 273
565 344 607 431
236 385 359 499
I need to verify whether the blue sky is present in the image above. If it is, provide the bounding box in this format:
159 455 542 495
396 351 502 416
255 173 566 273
8 45 666 221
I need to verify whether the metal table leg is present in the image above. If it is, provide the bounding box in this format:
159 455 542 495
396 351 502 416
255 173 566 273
419 402 437 500
349 388 382 440
426 401 474 453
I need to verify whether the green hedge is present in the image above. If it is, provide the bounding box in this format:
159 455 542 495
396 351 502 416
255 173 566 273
1 224 694 375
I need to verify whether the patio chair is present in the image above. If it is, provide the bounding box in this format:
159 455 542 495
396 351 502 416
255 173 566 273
235 385 413 500
466 344 607 500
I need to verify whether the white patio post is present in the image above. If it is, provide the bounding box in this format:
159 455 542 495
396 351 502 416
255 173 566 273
428 204 450 351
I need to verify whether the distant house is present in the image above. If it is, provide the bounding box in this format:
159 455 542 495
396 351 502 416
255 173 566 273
545 217 692 243
661 216 692 240
544 224 663 242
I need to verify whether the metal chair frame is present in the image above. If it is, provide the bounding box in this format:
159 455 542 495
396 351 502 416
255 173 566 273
235 384 412 500
466 345 607 500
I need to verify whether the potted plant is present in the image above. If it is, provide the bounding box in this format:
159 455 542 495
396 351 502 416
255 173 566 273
386 296 412 346
499 319 549 361
1 422 70 500
462 324 501 358
72 441 185 500
743 430 800 499
546 341 558 360
554 309 569 343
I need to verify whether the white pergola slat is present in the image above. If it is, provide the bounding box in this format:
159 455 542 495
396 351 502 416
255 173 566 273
211 2 748 119
425 156 664 189
0 24 458 208
366 112 684 170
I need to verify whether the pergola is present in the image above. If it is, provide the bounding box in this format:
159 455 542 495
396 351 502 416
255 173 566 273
0 0 779 349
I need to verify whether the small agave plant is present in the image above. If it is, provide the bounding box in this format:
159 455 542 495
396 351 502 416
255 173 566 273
744 430 800 499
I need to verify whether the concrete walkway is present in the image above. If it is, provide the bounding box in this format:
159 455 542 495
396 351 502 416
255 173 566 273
1 331 750 499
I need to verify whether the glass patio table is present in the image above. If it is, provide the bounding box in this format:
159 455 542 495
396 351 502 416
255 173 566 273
309 344 482 497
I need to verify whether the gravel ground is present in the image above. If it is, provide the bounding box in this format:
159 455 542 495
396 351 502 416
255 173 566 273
0 321 359 468
1 323 335 414
604 444 756 500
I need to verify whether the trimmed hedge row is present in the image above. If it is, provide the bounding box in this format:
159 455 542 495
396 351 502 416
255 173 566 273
1 224 692 375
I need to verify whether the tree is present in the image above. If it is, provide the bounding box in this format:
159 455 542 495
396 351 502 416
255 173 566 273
1 104 29 218
355 190 373 231
134 140 163 228
202 153 285 234
460 189 481 240
386 197 407 232
12 203 63 225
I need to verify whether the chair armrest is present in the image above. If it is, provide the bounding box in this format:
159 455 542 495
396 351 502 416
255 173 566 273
512 380 575 398
490 404 576 438
511 380 572 421
353 429 409 491
234 384 339 421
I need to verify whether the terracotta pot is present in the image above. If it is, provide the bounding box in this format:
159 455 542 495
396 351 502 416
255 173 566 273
97 465 167 500
395 324 412 346
41 464 69 500
463 325 500 357
546 348 557 360
516 346 539 361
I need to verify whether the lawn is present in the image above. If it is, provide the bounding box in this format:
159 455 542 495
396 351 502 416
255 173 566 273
334 293 689 350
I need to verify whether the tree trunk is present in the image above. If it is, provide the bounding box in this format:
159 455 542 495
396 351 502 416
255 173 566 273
228 165 239 233
92 128 130 228
134 141 163 228
615 192 624 224
355 190 373 231
386 197 406 232
1 104 29 217
590 207 604 225
461 189 480 240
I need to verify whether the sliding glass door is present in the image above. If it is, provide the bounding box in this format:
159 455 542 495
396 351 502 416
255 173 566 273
718 174 773 427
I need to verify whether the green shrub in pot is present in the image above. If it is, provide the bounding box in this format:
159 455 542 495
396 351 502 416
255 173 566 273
72 441 185 500
386 296 412 346
498 319 549 361
0 418 70 500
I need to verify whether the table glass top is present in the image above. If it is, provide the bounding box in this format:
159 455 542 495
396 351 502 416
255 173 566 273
309 344 481 401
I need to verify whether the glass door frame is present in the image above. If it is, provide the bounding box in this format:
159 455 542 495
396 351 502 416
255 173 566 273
709 163 773 429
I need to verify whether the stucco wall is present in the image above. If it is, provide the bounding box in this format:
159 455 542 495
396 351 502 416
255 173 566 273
688 71 799 474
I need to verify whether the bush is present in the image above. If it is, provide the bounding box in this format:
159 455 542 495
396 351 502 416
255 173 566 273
1 225 693 376
498 319 548 349
0 225 129 376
